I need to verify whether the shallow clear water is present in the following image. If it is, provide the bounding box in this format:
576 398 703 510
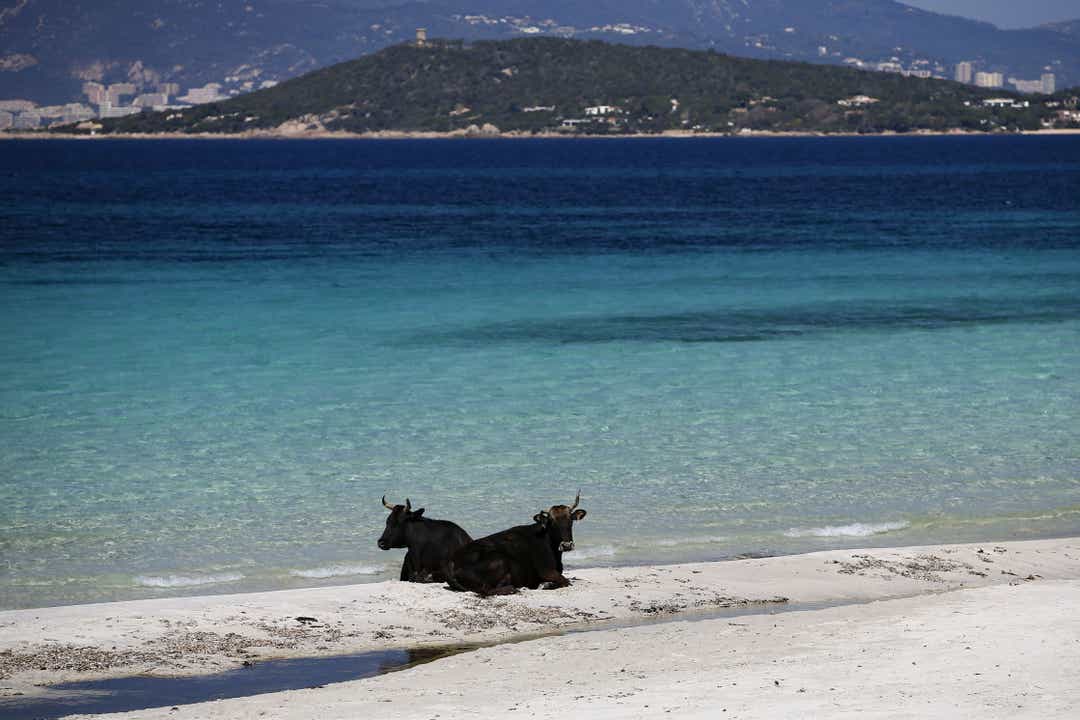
1 137 1078 609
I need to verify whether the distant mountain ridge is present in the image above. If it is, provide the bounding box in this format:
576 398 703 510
1 0 1077 105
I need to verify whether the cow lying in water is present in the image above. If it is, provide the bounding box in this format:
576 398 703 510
378 496 472 583
447 493 587 596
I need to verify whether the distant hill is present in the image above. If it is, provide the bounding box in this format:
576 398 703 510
1 0 1078 106
91 38 1071 136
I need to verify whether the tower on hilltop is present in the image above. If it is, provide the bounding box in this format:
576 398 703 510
415 28 427 46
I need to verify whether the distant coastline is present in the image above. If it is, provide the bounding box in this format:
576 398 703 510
5 128 1080 141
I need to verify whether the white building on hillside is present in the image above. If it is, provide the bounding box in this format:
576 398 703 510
837 95 880 107
180 83 226 105
584 105 619 116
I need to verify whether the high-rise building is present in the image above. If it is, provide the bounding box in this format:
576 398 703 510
1042 73 1057 94
99 105 141 119
0 100 36 112
975 72 1004 89
133 93 168 109
955 61 974 84
106 83 137 105
179 83 225 105
82 82 106 105
1011 78 1045 94
13 111 42 129
60 103 95 124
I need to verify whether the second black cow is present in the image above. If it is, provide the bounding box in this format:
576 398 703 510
447 493 587 596
378 496 472 583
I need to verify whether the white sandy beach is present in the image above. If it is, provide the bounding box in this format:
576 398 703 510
2 537 1079 718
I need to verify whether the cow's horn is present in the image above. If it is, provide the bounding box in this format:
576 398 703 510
382 495 394 510
570 490 580 510
405 498 411 512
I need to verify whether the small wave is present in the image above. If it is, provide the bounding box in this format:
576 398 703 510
567 544 617 560
783 521 910 538
288 564 385 579
135 573 244 588
654 535 728 547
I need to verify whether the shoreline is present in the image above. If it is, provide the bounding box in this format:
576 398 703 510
2 537 1078 717
8 524 1080 613
4 128 1080 141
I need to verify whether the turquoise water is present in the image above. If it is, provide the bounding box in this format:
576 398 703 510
1 137 1079 609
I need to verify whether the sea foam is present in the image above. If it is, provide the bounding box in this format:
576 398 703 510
783 521 910 538
567 544 617 560
655 535 728 547
134 573 244 588
288 564 386 579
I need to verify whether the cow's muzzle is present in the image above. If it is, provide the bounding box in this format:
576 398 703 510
377 540 390 550
559 541 575 552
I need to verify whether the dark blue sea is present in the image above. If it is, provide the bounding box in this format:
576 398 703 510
1 136 1079 609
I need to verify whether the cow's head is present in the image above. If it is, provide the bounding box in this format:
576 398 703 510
533 491 587 552
378 496 425 550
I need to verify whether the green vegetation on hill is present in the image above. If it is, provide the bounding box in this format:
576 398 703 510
94 38 1074 135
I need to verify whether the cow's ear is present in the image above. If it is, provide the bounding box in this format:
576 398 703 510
410 508 425 519
572 508 587 521
533 512 548 525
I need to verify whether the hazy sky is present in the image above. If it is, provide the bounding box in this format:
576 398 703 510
902 1 1079 28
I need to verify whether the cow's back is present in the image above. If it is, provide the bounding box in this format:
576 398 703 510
448 523 551 592
427 518 471 549
407 517 471 582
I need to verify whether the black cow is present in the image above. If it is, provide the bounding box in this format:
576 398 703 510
447 493 588 596
378 496 472 583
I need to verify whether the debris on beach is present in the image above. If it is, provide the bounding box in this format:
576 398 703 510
834 553 975 583
0 644 158 679
433 598 590 632
630 595 788 616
